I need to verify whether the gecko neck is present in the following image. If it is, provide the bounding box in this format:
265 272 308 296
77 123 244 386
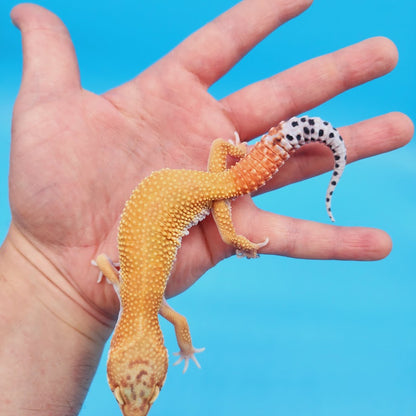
112 301 163 346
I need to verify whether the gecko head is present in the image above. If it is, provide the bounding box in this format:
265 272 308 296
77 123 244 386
107 347 168 416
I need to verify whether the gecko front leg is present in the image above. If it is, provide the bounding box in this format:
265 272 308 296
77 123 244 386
93 254 121 290
159 298 205 373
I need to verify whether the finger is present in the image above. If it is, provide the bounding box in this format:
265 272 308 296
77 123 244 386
169 0 313 86
257 112 413 194
220 197 392 261
222 37 399 139
11 4 80 96
258 211 393 260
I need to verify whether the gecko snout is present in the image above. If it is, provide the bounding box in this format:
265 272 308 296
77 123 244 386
111 382 161 416
107 346 168 416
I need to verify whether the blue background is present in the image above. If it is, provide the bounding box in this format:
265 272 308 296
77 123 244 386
1 1 415 415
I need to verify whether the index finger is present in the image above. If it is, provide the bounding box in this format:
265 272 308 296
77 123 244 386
169 0 313 86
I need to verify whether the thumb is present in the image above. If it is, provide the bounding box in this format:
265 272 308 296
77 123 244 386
11 3 81 97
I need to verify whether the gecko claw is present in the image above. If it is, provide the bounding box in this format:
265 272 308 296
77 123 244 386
256 237 269 250
228 131 241 145
91 255 121 286
91 259 105 283
235 237 269 259
173 347 205 373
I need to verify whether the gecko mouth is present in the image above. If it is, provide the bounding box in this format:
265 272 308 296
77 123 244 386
112 383 161 416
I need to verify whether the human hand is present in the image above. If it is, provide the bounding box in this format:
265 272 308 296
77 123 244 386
6 0 412 333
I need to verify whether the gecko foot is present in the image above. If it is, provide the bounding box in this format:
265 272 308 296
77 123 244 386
227 131 248 154
235 237 269 259
228 131 241 145
173 347 206 374
91 254 120 285
91 259 105 283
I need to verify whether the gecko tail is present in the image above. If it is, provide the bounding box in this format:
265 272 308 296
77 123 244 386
281 116 347 222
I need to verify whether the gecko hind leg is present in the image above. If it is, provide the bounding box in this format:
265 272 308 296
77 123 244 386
159 298 205 373
208 136 248 173
208 135 268 257
212 199 269 259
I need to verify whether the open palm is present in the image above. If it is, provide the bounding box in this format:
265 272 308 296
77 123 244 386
8 1 412 327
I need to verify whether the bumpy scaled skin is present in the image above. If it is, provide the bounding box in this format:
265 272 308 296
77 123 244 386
96 116 347 415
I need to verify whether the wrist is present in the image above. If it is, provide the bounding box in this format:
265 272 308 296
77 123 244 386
0 223 113 415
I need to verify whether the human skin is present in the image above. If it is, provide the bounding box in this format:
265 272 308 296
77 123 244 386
0 0 413 415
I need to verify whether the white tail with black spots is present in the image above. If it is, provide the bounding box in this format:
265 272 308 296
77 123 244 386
263 116 347 222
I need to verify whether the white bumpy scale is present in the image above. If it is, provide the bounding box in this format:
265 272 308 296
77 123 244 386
280 116 347 222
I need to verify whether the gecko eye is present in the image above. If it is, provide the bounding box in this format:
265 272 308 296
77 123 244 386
114 386 125 405
149 386 160 404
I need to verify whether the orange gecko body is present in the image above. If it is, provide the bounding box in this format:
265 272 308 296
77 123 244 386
96 116 347 415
